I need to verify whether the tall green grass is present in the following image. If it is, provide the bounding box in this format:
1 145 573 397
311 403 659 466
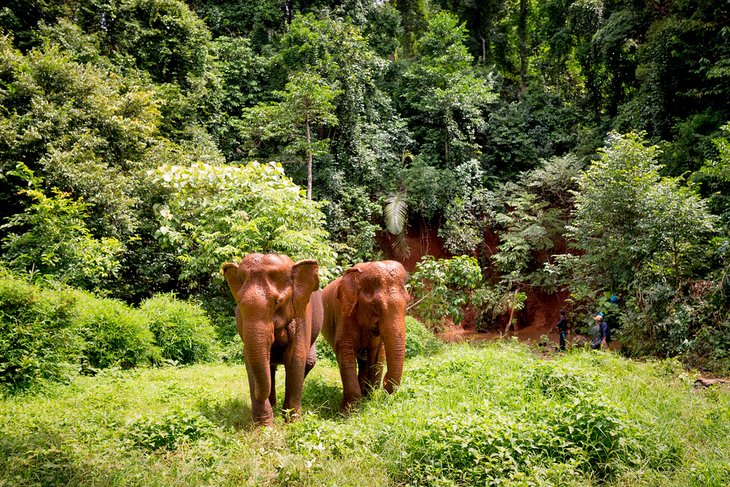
0 341 727 486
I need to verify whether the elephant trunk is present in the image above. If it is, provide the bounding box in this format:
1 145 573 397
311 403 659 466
380 301 406 394
242 319 274 402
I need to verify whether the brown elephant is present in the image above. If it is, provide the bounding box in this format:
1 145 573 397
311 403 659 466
321 260 408 409
222 253 322 426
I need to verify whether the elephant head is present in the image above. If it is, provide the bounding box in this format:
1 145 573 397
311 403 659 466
222 253 319 426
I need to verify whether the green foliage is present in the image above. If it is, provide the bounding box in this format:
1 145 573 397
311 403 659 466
404 316 443 358
570 132 717 293
77 0 213 87
0 0 728 376
149 161 335 287
398 11 496 167
323 184 383 266
0 268 231 392
482 90 585 178
693 123 730 226
0 36 163 233
1 344 728 485
408 255 482 328
566 132 723 365
0 271 83 392
140 294 219 365
74 293 159 370
1 168 124 292
126 408 217 451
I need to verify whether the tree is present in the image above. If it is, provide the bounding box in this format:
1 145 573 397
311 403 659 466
1 165 124 291
569 132 717 293
240 71 340 199
149 161 335 289
398 11 496 168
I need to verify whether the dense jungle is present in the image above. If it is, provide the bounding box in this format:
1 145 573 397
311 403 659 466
0 0 729 485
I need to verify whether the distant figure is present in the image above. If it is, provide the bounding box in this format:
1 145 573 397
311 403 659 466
591 312 610 350
556 309 569 351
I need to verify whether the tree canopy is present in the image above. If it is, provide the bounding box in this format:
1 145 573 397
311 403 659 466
1 0 728 371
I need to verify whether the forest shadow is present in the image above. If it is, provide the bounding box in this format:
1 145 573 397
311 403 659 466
301 375 343 421
198 396 253 430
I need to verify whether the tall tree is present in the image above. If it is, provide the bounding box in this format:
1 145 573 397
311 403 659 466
239 71 341 199
398 11 496 167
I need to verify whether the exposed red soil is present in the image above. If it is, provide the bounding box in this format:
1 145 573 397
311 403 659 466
377 223 594 349
376 225 451 272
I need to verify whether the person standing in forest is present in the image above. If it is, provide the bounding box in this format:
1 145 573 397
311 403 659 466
556 309 569 351
591 312 611 349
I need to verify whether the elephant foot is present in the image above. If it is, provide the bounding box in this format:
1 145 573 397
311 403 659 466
282 407 303 422
252 401 274 427
340 394 361 412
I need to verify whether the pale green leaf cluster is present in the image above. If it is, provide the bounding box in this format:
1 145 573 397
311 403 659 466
1 185 124 291
149 161 335 284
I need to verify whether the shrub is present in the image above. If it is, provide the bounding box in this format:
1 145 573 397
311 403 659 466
74 293 159 369
126 408 217 451
220 336 245 364
0 272 83 392
140 294 220 365
1 182 124 293
408 255 482 329
405 316 443 358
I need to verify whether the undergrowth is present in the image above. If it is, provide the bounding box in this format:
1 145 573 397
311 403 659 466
0 342 727 486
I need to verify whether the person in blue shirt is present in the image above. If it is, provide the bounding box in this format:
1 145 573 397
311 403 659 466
556 309 569 351
591 311 610 349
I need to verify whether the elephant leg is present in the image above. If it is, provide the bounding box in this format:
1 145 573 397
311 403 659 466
366 341 385 392
336 339 362 410
269 363 277 408
357 355 368 395
282 327 311 422
245 360 273 426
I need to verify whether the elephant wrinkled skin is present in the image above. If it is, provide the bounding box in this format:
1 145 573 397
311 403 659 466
321 260 408 409
222 253 322 426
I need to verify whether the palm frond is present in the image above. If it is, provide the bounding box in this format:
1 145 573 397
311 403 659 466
384 192 408 235
391 227 411 260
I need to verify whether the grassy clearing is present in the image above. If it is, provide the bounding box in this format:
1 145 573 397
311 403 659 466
0 341 728 486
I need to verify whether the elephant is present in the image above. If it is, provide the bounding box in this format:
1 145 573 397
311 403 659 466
222 253 322 426
320 260 408 409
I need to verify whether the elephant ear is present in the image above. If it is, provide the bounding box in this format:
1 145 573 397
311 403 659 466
222 262 245 303
337 267 361 318
291 260 319 316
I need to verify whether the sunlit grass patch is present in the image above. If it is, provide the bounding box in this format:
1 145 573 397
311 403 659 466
0 342 728 486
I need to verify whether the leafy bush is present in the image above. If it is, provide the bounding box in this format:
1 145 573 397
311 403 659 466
405 316 443 358
74 293 159 370
0 271 83 392
149 161 335 289
1 166 124 292
408 255 482 328
126 408 217 451
286 346 684 485
140 294 219 365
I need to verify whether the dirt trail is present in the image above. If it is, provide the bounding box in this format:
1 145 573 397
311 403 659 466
436 323 621 352
437 324 559 344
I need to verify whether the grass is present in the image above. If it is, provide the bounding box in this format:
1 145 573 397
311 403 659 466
0 341 728 486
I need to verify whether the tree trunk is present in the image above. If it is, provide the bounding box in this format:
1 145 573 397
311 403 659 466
518 0 528 96
306 119 312 200
480 34 488 64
